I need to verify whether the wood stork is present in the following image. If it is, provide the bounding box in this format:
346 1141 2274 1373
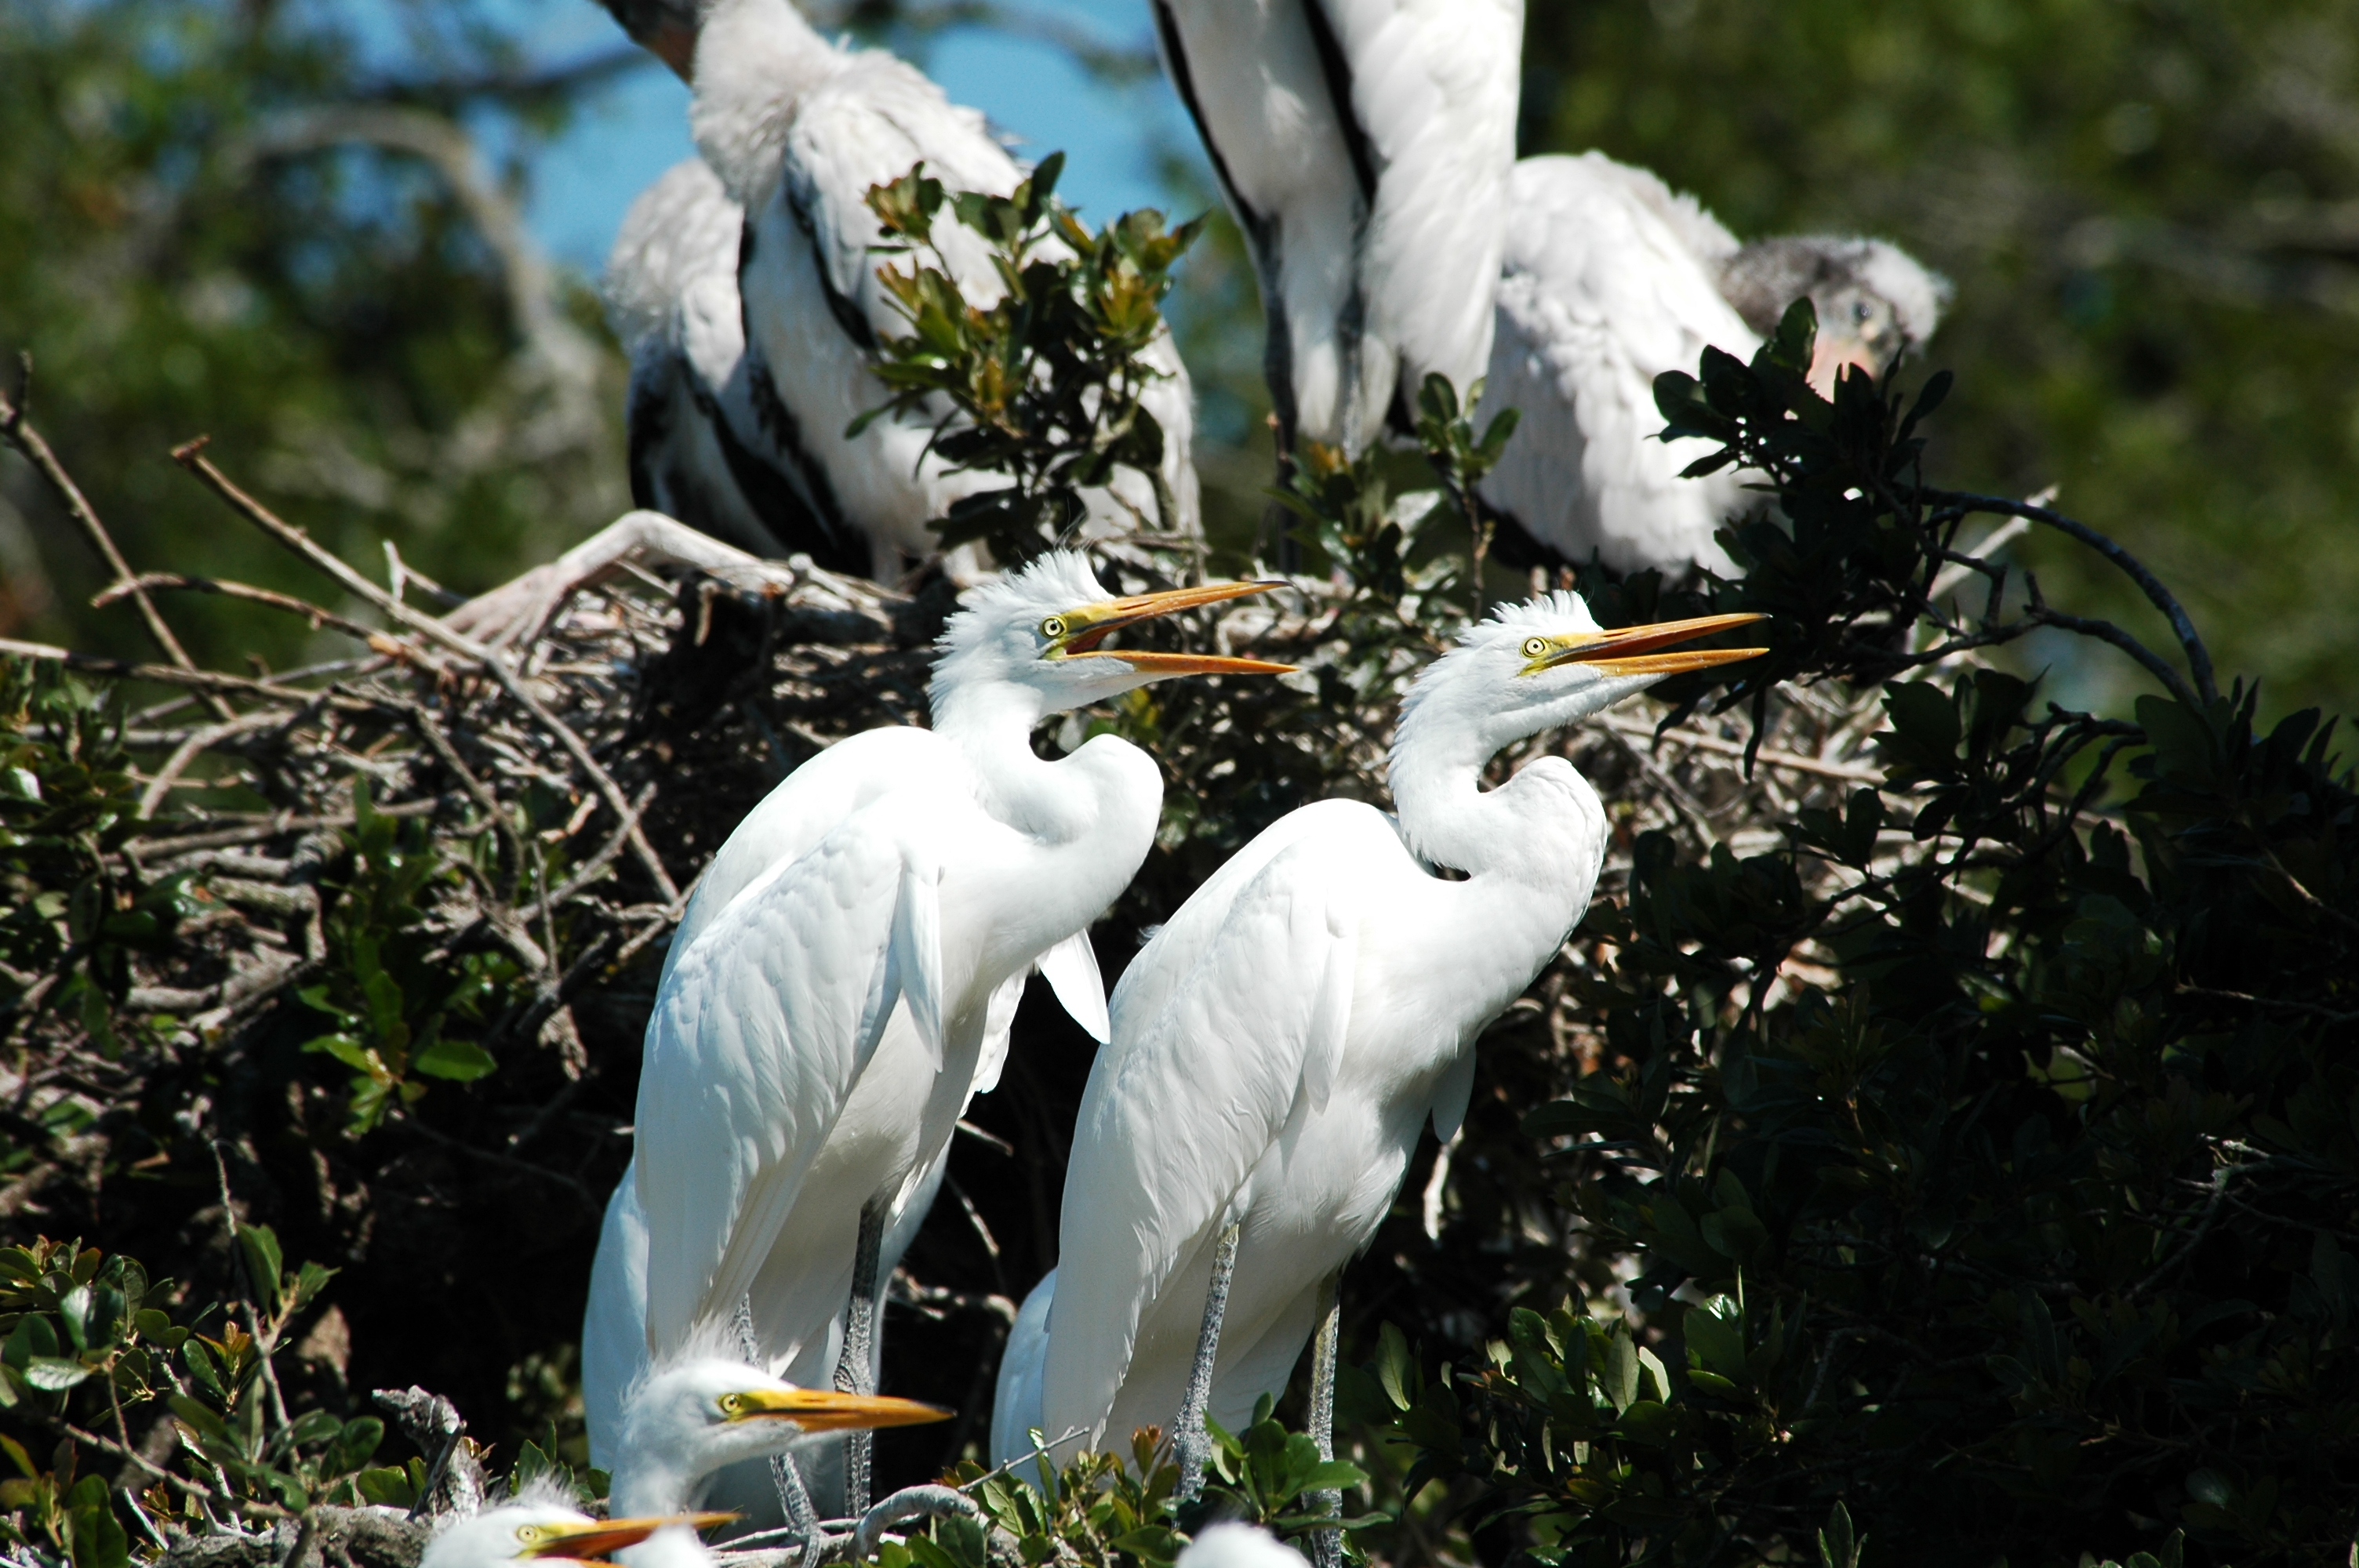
582 554 1289 1522
1481 152 1949 578
605 158 867 574
1150 0 1523 456
1021 595 1765 1523
598 0 1201 583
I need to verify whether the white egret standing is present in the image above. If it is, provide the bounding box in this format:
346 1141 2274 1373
417 1496 729 1568
1150 0 1522 456
584 554 1289 1523
1481 152 1949 577
1026 595 1766 1552
596 0 1201 583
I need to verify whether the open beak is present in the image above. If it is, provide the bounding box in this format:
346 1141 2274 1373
724 1388 954 1434
522 1514 737 1560
1536 612 1770 678
1053 579 1296 677
1808 337 1882 398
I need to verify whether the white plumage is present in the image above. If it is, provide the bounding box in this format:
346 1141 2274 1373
606 158 863 571
1151 0 1521 452
1481 152 1950 579
601 0 1200 584
1019 596 1765 1467
581 556 1286 1483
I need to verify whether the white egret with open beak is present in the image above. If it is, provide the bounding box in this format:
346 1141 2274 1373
586 554 1292 1528
1013 597 1767 1567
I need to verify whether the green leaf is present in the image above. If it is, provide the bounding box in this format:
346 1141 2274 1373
238 1225 285 1316
413 1037 497 1083
24 1356 91 1391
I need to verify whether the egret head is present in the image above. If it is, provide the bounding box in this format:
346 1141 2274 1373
419 1494 729 1568
1394 593 1767 771
1718 236 1950 396
931 553 1292 734
612 1357 948 1512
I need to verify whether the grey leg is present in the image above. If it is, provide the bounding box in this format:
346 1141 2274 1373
737 1294 822 1562
1173 1221 1241 1503
1307 1276 1343 1568
834 1200 887 1516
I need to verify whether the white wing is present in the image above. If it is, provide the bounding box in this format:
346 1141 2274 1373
988 1269 1056 1474
660 726 954 987
1480 154 1759 576
1328 0 1524 403
580 1168 649 1472
636 801 946 1352
1038 804 1392 1450
1036 930 1110 1046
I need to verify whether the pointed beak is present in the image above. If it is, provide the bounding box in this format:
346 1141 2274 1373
724 1388 954 1434
522 1514 737 1560
1053 579 1296 677
1535 612 1770 677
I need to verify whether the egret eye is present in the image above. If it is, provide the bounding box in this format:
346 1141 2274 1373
1852 299 1874 323
1039 615 1067 641
514 1527 544 1546
1521 637 1549 659
718 1392 745 1416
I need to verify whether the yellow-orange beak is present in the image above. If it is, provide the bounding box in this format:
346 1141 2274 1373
521 1514 736 1560
723 1387 953 1434
1051 579 1295 677
1528 612 1770 678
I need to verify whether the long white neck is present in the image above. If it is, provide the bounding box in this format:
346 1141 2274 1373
1387 701 1601 881
690 0 841 204
931 674 1092 840
609 1452 696 1519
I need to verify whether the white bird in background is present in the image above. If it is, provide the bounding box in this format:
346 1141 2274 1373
1481 152 1950 579
598 0 1201 583
1176 1526 1311 1568
416 1494 726 1568
1150 0 1522 455
1020 596 1766 1528
605 158 870 575
583 554 1289 1525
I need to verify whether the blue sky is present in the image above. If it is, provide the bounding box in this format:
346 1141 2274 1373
366 0 1205 274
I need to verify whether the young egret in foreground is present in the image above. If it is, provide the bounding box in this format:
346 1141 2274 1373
1481 151 1947 578
605 1356 948 1568
585 554 1289 1523
1019 595 1767 1545
418 1497 731 1568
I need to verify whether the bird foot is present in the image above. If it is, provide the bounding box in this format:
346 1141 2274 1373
442 509 802 649
848 1486 980 1561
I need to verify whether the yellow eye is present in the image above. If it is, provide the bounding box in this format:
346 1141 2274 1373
514 1527 545 1546
1040 615 1067 641
718 1393 745 1416
1521 637 1550 659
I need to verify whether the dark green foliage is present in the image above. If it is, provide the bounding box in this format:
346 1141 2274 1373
862 154 1204 560
295 782 522 1132
0 664 199 1056
1363 321 2359 1567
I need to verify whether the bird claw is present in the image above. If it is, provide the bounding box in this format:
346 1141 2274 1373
849 1486 979 1561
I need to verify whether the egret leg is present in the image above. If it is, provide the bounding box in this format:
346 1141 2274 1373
736 1294 822 1561
1307 1276 1343 1568
834 1199 887 1515
1173 1221 1241 1503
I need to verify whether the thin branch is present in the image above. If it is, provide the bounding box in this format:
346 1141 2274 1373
0 371 232 718
1925 489 2218 705
97 572 422 660
167 441 681 904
